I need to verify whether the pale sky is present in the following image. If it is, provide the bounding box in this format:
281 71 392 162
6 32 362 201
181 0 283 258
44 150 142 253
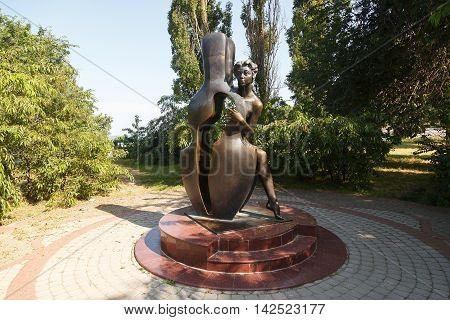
0 0 294 136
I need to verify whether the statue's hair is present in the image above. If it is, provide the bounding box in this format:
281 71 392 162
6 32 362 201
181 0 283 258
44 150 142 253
234 59 258 77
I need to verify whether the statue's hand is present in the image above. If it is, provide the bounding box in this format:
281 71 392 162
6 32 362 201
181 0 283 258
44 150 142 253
228 108 246 124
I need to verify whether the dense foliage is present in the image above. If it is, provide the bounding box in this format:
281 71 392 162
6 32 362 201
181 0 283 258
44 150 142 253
287 0 449 138
285 0 449 198
118 97 189 166
254 106 391 187
417 136 450 206
0 15 129 219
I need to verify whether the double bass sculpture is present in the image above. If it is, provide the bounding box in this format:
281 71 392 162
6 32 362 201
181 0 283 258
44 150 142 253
135 31 347 292
180 32 282 220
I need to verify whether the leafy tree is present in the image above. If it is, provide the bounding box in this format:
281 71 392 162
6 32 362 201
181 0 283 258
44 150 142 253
286 0 352 117
0 14 129 219
286 0 449 196
122 115 146 163
421 0 450 205
287 0 449 139
143 95 189 166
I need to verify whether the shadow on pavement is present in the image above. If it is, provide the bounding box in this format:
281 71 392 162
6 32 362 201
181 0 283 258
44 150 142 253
96 204 164 228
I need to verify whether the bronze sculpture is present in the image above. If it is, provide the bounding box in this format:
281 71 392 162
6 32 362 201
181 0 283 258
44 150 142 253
135 33 347 293
230 59 282 220
180 32 282 220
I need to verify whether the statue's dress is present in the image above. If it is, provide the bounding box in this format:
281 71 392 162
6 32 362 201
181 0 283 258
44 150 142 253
180 33 257 220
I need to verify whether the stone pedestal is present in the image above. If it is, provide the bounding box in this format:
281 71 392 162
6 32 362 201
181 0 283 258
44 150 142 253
134 204 346 290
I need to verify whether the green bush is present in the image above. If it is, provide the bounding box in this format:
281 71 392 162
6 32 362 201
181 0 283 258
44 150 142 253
417 136 450 206
254 106 391 188
0 15 129 219
0 152 19 218
307 115 391 187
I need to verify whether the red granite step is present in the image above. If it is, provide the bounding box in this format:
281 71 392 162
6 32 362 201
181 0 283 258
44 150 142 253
159 205 318 270
135 224 347 291
207 235 317 273
218 221 300 252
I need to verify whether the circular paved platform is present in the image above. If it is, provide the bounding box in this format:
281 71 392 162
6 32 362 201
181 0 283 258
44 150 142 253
0 189 449 299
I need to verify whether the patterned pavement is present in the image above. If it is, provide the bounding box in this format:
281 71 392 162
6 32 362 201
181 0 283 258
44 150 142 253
1 189 449 300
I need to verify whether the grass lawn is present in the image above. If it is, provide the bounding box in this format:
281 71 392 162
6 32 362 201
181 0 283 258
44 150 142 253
369 140 434 203
119 140 439 206
275 139 438 204
117 159 183 191
274 139 437 205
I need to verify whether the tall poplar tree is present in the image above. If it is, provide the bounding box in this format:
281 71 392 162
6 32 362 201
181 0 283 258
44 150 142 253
168 0 233 102
241 0 281 108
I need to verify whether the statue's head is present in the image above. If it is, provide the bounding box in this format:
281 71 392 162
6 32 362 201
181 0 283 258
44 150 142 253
234 59 258 88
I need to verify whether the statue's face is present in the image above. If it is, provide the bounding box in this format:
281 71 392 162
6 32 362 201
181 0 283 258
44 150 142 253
235 66 253 87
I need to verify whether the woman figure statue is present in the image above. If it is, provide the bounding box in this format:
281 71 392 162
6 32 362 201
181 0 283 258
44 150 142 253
227 59 283 220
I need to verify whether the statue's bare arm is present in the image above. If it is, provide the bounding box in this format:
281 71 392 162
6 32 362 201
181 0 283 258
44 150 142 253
248 99 263 129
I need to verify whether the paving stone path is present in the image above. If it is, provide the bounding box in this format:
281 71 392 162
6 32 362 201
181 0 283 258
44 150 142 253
1 187 449 300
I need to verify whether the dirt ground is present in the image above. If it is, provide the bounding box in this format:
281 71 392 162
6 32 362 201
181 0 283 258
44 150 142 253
0 183 166 266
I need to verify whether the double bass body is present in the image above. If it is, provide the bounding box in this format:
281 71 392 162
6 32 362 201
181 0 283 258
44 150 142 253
180 32 257 219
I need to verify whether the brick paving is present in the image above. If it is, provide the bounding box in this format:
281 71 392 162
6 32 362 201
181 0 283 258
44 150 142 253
1 188 449 300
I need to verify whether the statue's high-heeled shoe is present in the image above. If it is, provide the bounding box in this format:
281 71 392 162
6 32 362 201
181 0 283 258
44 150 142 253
266 199 284 220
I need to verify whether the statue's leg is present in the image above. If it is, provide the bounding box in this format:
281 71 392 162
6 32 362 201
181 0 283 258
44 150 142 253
256 149 284 220
256 149 276 201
